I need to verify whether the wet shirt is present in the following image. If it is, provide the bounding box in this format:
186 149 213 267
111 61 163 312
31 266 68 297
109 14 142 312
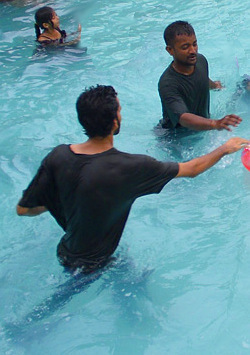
19 145 179 264
158 53 210 128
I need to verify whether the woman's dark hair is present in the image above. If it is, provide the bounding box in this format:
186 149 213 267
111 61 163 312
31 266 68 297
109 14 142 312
164 21 195 47
242 74 250 89
76 85 119 138
34 7 54 40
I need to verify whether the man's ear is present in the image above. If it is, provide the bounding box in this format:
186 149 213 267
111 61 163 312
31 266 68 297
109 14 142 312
166 45 173 56
112 118 118 130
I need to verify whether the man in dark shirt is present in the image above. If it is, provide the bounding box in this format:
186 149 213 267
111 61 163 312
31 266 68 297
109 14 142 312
17 85 248 272
158 20 242 131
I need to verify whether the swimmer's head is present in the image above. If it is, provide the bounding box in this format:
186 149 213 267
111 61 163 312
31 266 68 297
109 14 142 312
35 7 55 29
163 21 195 47
76 85 120 138
242 74 250 91
34 7 59 40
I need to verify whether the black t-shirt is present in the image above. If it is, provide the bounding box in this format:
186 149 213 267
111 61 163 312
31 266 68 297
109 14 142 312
158 53 210 128
19 145 179 264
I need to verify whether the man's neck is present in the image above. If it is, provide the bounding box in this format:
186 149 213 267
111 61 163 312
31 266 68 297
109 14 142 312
172 61 195 75
70 135 114 155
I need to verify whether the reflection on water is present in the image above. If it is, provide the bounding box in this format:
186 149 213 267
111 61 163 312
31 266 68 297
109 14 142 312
3 252 155 353
153 123 206 161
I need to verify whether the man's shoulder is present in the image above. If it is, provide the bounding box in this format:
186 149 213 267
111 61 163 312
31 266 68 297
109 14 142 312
113 149 147 161
116 150 174 168
113 150 159 165
125 152 179 178
197 53 208 65
194 53 209 76
158 63 178 89
47 144 69 156
44 144 70 164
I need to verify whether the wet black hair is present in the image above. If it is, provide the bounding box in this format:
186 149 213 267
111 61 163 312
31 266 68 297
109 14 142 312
163 20 195 47
34 6 54 40
241 74 250 89
76 85 119 138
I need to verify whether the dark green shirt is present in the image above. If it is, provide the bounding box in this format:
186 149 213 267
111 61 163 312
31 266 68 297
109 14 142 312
158 53 210 128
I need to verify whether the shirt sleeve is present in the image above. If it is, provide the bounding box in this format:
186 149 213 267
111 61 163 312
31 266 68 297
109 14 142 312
18 160 52 208
18 154 67 229
159 82 189 128
132 155 179 197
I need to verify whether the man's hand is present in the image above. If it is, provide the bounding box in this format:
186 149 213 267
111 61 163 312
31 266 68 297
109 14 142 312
221 137 250 154
213 114 242 131
209 79 223 90
213 81 223 90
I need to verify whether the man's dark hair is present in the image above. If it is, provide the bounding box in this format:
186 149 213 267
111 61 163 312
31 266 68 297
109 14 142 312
76 85 119 138
163 21 195 47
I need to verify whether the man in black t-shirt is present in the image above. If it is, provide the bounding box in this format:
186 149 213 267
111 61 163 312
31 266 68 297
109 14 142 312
158 21 242 131
17 85 248 272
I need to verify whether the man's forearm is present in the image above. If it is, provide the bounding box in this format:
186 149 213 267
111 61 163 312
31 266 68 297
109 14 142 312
179 113 215 131
177 137 249 178
16 205 47 216
178 145 226 177
180 112 241 131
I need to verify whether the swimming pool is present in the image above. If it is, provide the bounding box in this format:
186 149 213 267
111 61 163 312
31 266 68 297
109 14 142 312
1 0 250 353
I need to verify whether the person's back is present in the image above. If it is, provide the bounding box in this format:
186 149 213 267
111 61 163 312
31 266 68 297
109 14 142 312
25 143 177 268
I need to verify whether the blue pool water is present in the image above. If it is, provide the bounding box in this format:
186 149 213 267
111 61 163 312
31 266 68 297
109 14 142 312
1 0 250 354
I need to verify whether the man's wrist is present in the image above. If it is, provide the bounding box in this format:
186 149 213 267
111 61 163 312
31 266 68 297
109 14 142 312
210 119 217 130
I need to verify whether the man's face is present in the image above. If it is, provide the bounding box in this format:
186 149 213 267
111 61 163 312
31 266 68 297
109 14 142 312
167 34 198 66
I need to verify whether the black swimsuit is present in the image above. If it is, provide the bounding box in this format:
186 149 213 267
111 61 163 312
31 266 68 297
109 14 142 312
38 29 67 45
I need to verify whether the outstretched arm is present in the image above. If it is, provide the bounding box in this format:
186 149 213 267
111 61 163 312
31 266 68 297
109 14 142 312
176 137 249 178
179 112 242 131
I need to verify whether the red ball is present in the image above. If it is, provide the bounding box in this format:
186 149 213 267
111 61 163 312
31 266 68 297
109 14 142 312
241 146 250 171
